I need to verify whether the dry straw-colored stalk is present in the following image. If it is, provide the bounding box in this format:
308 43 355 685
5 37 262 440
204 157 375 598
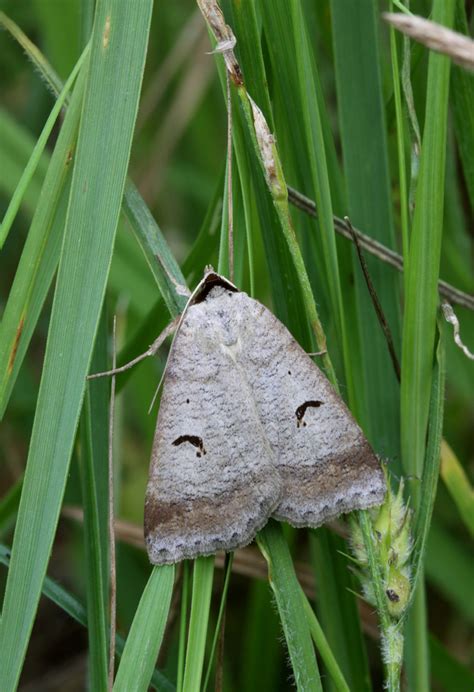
383 12 474 71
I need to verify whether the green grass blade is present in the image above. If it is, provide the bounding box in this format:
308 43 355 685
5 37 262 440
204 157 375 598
217 156 231 276
122 181 188 316
229 1 273 127
0 109 48 218
0 12 188 324
399 4 455 687
400 0 454 485
440 440 474 537
0 478 22 537
388 2 410 265
303 0 401 683
237 57 336 381
182 557 215 691
79 412 108 689
429 633 474 690
176 562 190 692
0 542 87 622
228 0 275 297
0 45 88 249
410 330 446 598
310 529 371 692
0 2 153 687
79 314 111 691
32 0 81 79
113 171 224 393
257 1 357 383
181 165 224 285
0 74 84 419
0 10 63 96
287 0 352 391
425 521 474 624
107 220 157 317
251 3 332 362
202 555 233 690
301 589 350 692
452 1 474 211
208 5 317 350
239 119 311 345
257 521 322 692
113 565 175 692
240 581 282 691
331 0 401 457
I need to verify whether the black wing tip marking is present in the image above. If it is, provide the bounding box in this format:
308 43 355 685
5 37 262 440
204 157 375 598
193 273 239 304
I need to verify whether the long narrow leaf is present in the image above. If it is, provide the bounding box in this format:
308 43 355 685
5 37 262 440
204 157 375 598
0 45 88 248
440 440 474 537
331 0 401 458
425 521 474 624
288 0 352 396
301 588 350 692
400 2 454 488
79 313 111 691
257 521 322 692
0 478 23 537
410 329 446 597
310 529 371 692
429 633 474 690
452 1 474 211
122 181 188 316
0 74 84 419
182 557 215 691
0 110 48 214
113 565 175 692
399 3 455 688
0 3 153 687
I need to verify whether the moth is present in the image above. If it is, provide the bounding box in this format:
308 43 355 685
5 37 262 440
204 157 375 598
144 269 385 564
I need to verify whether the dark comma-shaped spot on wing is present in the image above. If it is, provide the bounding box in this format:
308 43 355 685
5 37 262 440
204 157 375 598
172 435 207 458
295 400 324 428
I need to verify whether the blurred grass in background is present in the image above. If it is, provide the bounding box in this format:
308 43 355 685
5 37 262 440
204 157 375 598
0 0 473 690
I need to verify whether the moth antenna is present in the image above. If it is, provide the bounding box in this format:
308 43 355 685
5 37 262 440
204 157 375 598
148 374 164 414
